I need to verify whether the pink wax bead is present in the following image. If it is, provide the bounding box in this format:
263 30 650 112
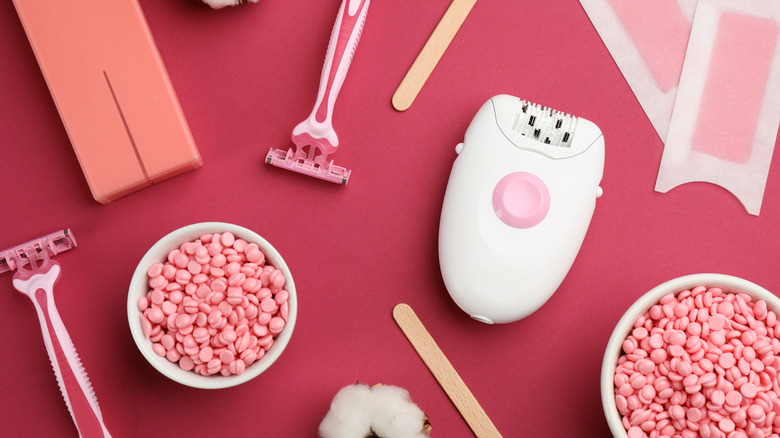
207 242 223 257
225 262 241 276
228 273 246 287
137 296 149 312
235 332 251 353
260 266 274 286
161 334 175 351
258 335 274 348
230 359 246 375
257 287 272 301
720 352 737 368
718 302 736 319
175 269 192 284
153 343 166 357
668 330 686 346
166 349 182 363
261 297 278 313
208 310 222 327
755 300 768 319
253 324 268 338
710 314 727 331
233 239 247 253
742 382 759 399
162 264 176 280
147 308 165 324
211 253 227 268
245 245 264 264
150 331 163 343
269 317 286 335
147 262 164 278
676 361 692 377
161 301 177 316
222 328 238 344
748 404 765 421
148 275 167 290
199 347 214 363
210 267 225 278
220 350 235 364
270 269 285 290
243 277 260 293
193 327 209 344
719 418 736 433
182 242 197 255
218 301 232 317
206 358 222 375
140 315 152 338
187 261 202 275
211 278 228 293
241 350 257 366
169 290 184 304
726 391 742 408
220 232 235 247
175 313 192 329
173 252 189 269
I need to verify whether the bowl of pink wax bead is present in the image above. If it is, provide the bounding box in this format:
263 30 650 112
602 274 780 438
128 222 297 389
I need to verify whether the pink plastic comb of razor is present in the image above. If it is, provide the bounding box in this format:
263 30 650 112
266 0 370 185
0 230 112 437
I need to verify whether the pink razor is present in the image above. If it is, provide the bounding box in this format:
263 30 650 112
1 230 111 437
266 0 370 185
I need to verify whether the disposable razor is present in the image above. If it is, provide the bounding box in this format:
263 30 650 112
1 230 112 437
266 0 370 185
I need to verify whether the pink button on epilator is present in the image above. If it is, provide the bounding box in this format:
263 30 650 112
492 172 550 228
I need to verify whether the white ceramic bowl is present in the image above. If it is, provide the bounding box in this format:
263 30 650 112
602 274 780 437
128 222 297 389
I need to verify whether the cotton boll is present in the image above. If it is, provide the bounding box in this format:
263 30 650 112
370 385 429 438
319 383 431 438
201 0 259 9
319 384 376 438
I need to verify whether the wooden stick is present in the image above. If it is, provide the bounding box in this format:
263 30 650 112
393 303 502 438
392 0 478 111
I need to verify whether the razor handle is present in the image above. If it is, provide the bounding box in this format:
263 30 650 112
13 262 111 437
295 0 370 154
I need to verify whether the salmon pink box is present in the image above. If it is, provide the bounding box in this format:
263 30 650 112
12 0 202 204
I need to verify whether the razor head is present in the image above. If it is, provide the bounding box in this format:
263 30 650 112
266 147 351 185
0 229 76 274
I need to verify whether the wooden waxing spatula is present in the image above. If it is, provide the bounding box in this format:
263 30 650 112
392 0 478 111
393 303 502 437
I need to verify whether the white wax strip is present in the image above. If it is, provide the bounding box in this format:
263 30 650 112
578 0 697 140
655 0 780 216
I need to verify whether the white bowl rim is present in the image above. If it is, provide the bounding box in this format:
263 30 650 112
601 274 780 437
127 222 297 389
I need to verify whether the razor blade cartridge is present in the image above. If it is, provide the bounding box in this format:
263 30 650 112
0 229 76 274
266 147 351 185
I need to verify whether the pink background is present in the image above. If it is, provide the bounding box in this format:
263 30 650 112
2 0 780 436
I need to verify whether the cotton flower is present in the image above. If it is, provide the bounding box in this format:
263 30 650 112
201 0 259 9
319 383 431 438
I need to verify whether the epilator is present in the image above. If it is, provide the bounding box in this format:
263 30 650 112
439 95 604 324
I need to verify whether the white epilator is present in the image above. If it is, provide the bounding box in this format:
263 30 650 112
439 95 605 324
